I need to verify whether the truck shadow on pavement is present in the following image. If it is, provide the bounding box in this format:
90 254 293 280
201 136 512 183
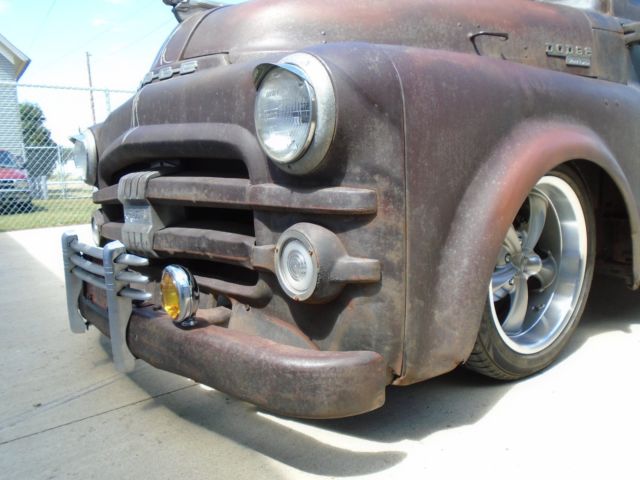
303 275 640 445
559 275 640 359
108 274 637 477
102 334 409 477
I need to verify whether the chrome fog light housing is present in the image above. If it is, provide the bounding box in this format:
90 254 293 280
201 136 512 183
160 265 200 322
275 223 379 304
275 233 319 302
71 129 98 186
254 53 336 175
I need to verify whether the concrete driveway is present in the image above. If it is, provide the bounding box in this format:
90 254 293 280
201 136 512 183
1 226 639 479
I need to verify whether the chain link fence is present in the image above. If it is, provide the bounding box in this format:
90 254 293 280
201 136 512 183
0 82 133 232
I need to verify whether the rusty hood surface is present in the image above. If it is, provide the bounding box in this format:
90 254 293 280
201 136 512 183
152 0 624 80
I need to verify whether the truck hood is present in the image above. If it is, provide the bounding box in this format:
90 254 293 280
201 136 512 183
152 0 611 69
0 168 27 180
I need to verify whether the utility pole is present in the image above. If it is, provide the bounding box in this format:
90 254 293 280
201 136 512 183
85 52 97 124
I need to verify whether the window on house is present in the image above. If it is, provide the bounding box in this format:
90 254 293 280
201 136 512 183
0 151 18 168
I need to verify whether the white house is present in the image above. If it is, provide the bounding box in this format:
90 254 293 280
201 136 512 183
0 33 30 158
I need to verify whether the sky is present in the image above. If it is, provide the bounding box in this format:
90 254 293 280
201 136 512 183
0 0 244 144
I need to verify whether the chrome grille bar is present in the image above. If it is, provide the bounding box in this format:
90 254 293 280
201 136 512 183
62 232 151 372
69 253 105 277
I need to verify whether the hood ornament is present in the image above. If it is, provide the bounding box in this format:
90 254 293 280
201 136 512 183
162 0 227 23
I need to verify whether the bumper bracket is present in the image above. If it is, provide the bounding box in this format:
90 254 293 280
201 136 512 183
61 233 151 372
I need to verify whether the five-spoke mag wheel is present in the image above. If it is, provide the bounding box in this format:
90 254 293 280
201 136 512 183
467 167 595 379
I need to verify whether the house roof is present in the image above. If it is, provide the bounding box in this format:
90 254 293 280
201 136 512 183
0 33 30 81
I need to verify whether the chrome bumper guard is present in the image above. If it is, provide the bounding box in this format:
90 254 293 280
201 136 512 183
61 232 151 372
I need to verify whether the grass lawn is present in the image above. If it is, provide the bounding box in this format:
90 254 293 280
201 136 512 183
0 198 95 232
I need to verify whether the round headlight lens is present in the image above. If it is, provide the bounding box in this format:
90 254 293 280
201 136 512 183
275 236 318 301
254 53 336 175
160 265 199 322
71 129 98 186
255 67 316 164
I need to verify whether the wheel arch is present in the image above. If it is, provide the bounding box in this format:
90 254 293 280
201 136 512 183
566 159 637 286
446 119 640 357
397 119 640 384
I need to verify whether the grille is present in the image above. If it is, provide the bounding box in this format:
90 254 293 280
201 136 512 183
93 164 378 305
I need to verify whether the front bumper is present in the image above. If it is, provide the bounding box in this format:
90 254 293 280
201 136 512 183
62 233 388 419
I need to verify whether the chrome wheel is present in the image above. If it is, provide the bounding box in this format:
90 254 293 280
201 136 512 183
488 175 588 355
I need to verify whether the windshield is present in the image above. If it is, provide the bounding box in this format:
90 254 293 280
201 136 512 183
0 151 18 168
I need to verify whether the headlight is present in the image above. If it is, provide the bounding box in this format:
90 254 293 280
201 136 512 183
254 53 336 175
276 223 382 303
255 68 315 164
71 129 98 186
275 230 319 302
160 265 200 322
274 223 357 303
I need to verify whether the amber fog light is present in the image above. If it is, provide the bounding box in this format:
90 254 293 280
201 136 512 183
160 265 199 322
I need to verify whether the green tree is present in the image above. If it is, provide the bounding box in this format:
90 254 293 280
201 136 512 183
19 102 58 178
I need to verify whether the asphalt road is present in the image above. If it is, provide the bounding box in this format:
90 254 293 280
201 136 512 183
1 226 639 479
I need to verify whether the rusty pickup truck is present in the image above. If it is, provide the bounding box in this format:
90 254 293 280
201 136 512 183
63 0 640 418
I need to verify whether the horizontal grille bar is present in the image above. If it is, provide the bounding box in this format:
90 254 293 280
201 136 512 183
195 275 272 305
120 287 153 301
70 240 103 260
154 227 255 268
116 270 150 284
69 252 105 277
66 238 151 299
94 177 378 215
72 264 107 289
102 222 259 269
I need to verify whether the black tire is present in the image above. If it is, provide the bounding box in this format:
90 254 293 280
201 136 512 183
466 166 595 380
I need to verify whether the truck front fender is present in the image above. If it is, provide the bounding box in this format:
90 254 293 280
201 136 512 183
398 119 640 384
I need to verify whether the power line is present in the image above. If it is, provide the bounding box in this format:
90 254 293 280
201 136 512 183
0 81 133 94
38 0 161 70
100 19 175 60
53 18 174 90
28 0 58 50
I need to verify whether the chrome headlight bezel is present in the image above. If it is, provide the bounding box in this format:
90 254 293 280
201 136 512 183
254 53 337 175
255 65 317 165
71 129 98 186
